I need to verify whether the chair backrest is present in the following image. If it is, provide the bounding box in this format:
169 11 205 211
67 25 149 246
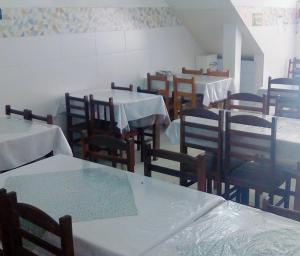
137 86 159 95
147 73 170 99
226 91 268 114
267 77 300 114
275 95 300 119
173 76 197 119
111 82 133 92
82 134 135 172
0 189 14 256
5 105 29 119
26 110 54 124
207 69 230 77
90 95 118 136
4 191 74 256
225 112 277 175
144 145 206 191
263 196 300 222
182 67 203 75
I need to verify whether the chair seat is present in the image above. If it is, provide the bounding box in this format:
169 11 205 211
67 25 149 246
227 161 286 192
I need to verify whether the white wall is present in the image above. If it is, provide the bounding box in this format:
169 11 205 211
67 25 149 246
0 8 202 116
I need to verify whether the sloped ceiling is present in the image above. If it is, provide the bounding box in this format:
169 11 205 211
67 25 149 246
166 0 263 57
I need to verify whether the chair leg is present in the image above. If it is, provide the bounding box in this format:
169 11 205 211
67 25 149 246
207 178 212 194
224 183 230 200
140 132 145 162
241 187 249 205
153 121 160 161
255 190 261 208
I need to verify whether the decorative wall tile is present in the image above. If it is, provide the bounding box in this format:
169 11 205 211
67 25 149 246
237 6 296 27
0 7 182 38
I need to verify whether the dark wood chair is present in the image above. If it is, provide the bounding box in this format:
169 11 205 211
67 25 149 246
26 110 54 124
267 77 300 115
144 145 207 192
173 76 202 119
111 82 133 91
180 108 224 195
263 197 300 222
275 95 300 119
207 69 230 77
134 87 160 162
5 105 29 119
182 67 203 75
147 73 173 118
226 91 268 114
82 133 135 172
224 113 290 208
65 93 90 153
1 190 74 256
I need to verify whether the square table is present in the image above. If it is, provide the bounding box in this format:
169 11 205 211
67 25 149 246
0 116 72 171
145 201 300 256
0 154 225 256
57 88 170 133
165 109 300 167
147 74 233 106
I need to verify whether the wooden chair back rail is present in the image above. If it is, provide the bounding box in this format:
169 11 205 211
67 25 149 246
86 135 128 151
229 130 271 140
111 82 133 91
229 105 265 112
5 105 25 116
263 198 300 222
147 73 170 94
137 86 158 95
68 105 86 111
207 69 230 77
144 146 206 192
182 67 203 75
7 191 74 256
228 92 265 102
269 88 300 94
269 77 300 86
228 115 273 128
181 108 219 120
183 121 219 131
27 112 54 125
68 113 87 119
88 152 129 165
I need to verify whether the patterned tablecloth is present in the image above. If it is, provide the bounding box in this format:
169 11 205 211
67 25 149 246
145 201 300 256
0 116 72 171
0 155 224 256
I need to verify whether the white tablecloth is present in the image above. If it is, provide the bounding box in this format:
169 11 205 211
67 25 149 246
0 155 225 256
145 201 300 256
165 110 300 166
58 89 170 132
147 74 233 106
0 116 72 171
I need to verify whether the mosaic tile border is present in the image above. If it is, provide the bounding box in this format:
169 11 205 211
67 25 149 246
237 6 296 27
0 7 182 38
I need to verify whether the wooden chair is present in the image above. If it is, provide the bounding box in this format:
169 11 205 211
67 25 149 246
82 133 135 172
26 110 54 124
263 197 300 222
226 91 268 114
144 145 207 192
207 69 230 77
267 77 300 115
5 105 29 119
111 82 133 92
288 58 300 80
65 93 90 152
147 73 172 117
180 108 224 195
135 87 160 162
0 189 13 256
2 190 75 256
182 67 203 75
173 76 202 119
275 95 300 119
224 113 290 208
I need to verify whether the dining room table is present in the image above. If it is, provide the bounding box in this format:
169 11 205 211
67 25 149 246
57 88 170 133
144 200 300 256
146 73 233 107
0 115 72 172
0 154 225 256
165 109 300 169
